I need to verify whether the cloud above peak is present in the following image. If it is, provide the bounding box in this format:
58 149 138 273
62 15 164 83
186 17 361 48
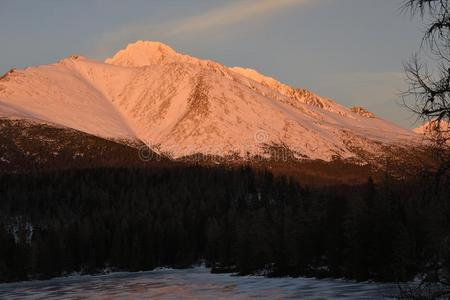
93 0 310 59
166 0 309 36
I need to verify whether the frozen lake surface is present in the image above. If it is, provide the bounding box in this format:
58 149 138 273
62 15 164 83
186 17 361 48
0 267 401 299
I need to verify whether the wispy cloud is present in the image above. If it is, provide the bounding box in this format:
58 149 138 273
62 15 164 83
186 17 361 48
165 0 308 36
93 0 309 58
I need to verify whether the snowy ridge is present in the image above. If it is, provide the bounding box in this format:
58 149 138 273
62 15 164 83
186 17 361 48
0 40 420 161
414 120 450 144
414 120 450 134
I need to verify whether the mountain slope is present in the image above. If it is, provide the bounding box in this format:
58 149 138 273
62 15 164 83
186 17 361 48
0 40 419 162
0 58 138 140
0 118 168 173
414 120 450 143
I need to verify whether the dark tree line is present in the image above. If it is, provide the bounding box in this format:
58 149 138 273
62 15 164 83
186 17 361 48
0 166 448 284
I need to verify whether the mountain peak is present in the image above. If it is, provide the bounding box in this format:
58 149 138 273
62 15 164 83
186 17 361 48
350 106 376 118
61 54 89 62
105 40 178 67
414 119 450 139
128 40 176 53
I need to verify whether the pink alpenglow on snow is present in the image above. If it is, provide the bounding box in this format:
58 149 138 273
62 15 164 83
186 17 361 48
0 41 420 161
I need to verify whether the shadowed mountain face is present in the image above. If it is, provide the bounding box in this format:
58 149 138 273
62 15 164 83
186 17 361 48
0 119 167 173
0 117 431 184
0 118 376 184
0 41 420 164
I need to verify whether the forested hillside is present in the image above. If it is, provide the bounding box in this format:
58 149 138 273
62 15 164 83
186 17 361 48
0 166 448 283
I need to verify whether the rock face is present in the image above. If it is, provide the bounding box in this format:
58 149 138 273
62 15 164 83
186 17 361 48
0 40 419 162
350 106 376 118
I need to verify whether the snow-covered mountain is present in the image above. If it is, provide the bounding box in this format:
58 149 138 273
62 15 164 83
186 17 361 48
0 40 419 162
414 120 450 143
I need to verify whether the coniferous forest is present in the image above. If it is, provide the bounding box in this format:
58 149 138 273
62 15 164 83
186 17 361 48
0 166 448 283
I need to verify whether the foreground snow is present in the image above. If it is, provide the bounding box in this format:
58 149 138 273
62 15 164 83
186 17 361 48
0 267 402 299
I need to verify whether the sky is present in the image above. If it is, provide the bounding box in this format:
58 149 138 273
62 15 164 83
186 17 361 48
0 0 425 128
